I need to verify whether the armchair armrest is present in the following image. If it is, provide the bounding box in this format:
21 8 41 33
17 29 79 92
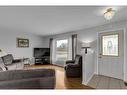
13 59 22 63
67 64 80 68
66 60 75 64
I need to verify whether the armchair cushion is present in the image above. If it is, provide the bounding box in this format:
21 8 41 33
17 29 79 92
2 54 13 65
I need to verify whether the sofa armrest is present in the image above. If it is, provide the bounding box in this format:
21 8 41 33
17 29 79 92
66 60 75 64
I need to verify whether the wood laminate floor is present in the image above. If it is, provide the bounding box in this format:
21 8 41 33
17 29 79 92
24 65 92 89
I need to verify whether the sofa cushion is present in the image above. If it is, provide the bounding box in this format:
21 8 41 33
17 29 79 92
0 69 55 81
6 64 17 70
2 54 13 65
0 67 3 71
0 69 56 89
0 77 55 89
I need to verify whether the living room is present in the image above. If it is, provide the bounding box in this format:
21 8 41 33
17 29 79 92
1 1 127 94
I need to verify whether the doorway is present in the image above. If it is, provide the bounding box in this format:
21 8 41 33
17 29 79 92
98 30 124 80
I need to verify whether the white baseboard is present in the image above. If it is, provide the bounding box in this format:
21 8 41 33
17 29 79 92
94 72 98 75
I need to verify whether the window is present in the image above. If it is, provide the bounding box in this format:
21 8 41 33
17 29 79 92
102 34 119 56
56 39 68 63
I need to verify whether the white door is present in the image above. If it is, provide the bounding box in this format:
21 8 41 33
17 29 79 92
98 30 124 79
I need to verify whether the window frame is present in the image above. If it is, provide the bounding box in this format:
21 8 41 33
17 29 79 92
101 33 119 57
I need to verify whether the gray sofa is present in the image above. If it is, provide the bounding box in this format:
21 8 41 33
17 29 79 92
0 54 24 70
0 69 56 89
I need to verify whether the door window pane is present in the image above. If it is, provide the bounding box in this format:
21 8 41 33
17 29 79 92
102 34 119 56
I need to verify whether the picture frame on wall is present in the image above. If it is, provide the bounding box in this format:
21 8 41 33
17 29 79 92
17 38 29 48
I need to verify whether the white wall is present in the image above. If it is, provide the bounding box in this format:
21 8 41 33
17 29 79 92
42 37 49 48
82 49 95 85
0 26 44 59
43 19 127 82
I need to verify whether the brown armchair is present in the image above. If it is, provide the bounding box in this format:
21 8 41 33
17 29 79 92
65 55 82 77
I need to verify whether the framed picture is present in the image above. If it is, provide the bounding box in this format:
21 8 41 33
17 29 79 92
17 38 29 48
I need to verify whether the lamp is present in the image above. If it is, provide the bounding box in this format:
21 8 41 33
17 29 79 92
82 42 90 54
104 8 115 20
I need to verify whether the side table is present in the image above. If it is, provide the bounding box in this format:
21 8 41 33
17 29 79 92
23 58 31 65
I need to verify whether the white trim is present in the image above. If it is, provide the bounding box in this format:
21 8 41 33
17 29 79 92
123 28 127 82
82 73 94 85
97 28 126 80
96 32 99 74
97 28 125 34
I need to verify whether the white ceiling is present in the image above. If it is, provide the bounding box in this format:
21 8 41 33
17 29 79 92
0 6 126 36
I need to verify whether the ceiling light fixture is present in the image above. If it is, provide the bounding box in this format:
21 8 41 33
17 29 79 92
104 8 115 20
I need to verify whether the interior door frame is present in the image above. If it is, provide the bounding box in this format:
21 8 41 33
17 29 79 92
97 28 126 81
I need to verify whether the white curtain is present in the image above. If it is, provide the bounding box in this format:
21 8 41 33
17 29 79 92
52 39 56 65
72 34 77 60
68 37 72 60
